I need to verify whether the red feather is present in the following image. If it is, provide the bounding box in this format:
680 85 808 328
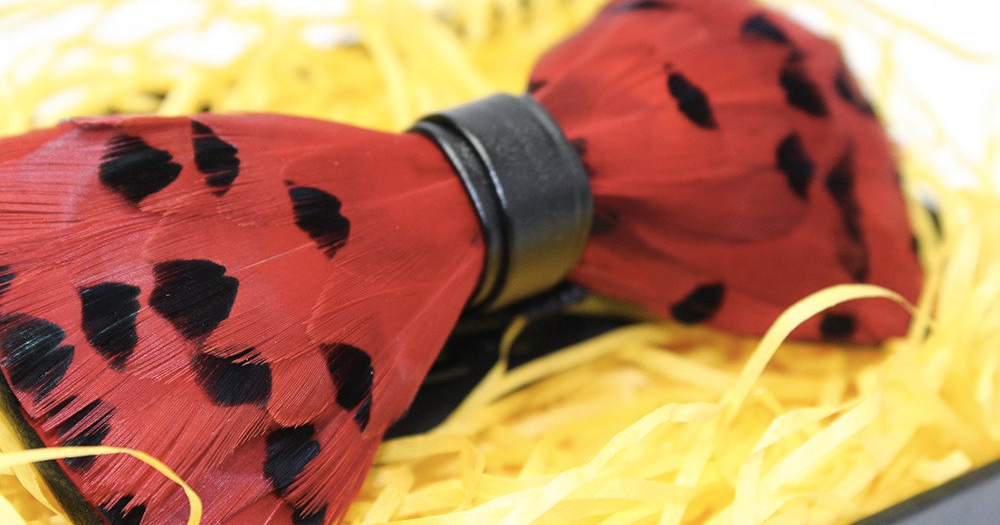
534 0 918 340
0 1 920 524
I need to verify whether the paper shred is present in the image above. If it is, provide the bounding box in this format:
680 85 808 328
0 493 31 525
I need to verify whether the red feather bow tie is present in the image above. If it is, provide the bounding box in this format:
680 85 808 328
0 0 920 524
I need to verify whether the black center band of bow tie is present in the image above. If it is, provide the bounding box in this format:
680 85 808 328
413 93 593 311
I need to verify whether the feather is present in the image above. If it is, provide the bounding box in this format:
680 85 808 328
0 116 482 523
533 0 919 340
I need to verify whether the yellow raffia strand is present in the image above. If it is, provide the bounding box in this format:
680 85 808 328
0 447 201 525
0 1 998 525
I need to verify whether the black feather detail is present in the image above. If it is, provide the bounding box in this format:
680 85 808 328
98 496 146 525
666 71 718 129
527 79 548 93
150 259 239 340
776 133 814 199
0 266 13 299
740 13 789 44
322 343 373 411
825 153 869 282
670 283 725 324
834 67 876 116
289 187 351 258
79 282 140 370
99 134 181 203
780 56 829 117
820 313 856 340
292 505 327 525
191 120 240 194
0 314 73 400
609 0 674 11
354 395 372 431
264 425 321 495
56 398 113 471
192 348 272 406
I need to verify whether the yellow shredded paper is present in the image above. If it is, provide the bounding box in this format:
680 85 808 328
0 0 998 524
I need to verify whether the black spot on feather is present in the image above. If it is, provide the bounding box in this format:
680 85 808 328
834 67 876 116
324 342 374 431
292 505 327 525
825 153 869 282
323 343 373 413
79 282 140 370
820 313 856 341
44 396 76 420
0 266 12 299
150 259 239 339
0 314 73 400
354 395 372 431
666 70 717 129
569 137 588 160
780 56 829 117
591 208 619 236
670 283 725 324
56 398 113 471
98 495 146 525
776 133 814 198
99 134 181 203
527 79 548 93
289 187 351 258
609 0 674 11
55 399 101 438
569 137 594 176
191 120 240 194
741 13 789 44
192 348 272 406
265 425 321 495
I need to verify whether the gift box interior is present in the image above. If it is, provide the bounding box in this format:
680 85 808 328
0 0 998 524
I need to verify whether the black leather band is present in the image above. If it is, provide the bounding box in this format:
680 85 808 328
413 93 592 310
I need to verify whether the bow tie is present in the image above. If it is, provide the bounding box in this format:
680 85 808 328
0 0 920 524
